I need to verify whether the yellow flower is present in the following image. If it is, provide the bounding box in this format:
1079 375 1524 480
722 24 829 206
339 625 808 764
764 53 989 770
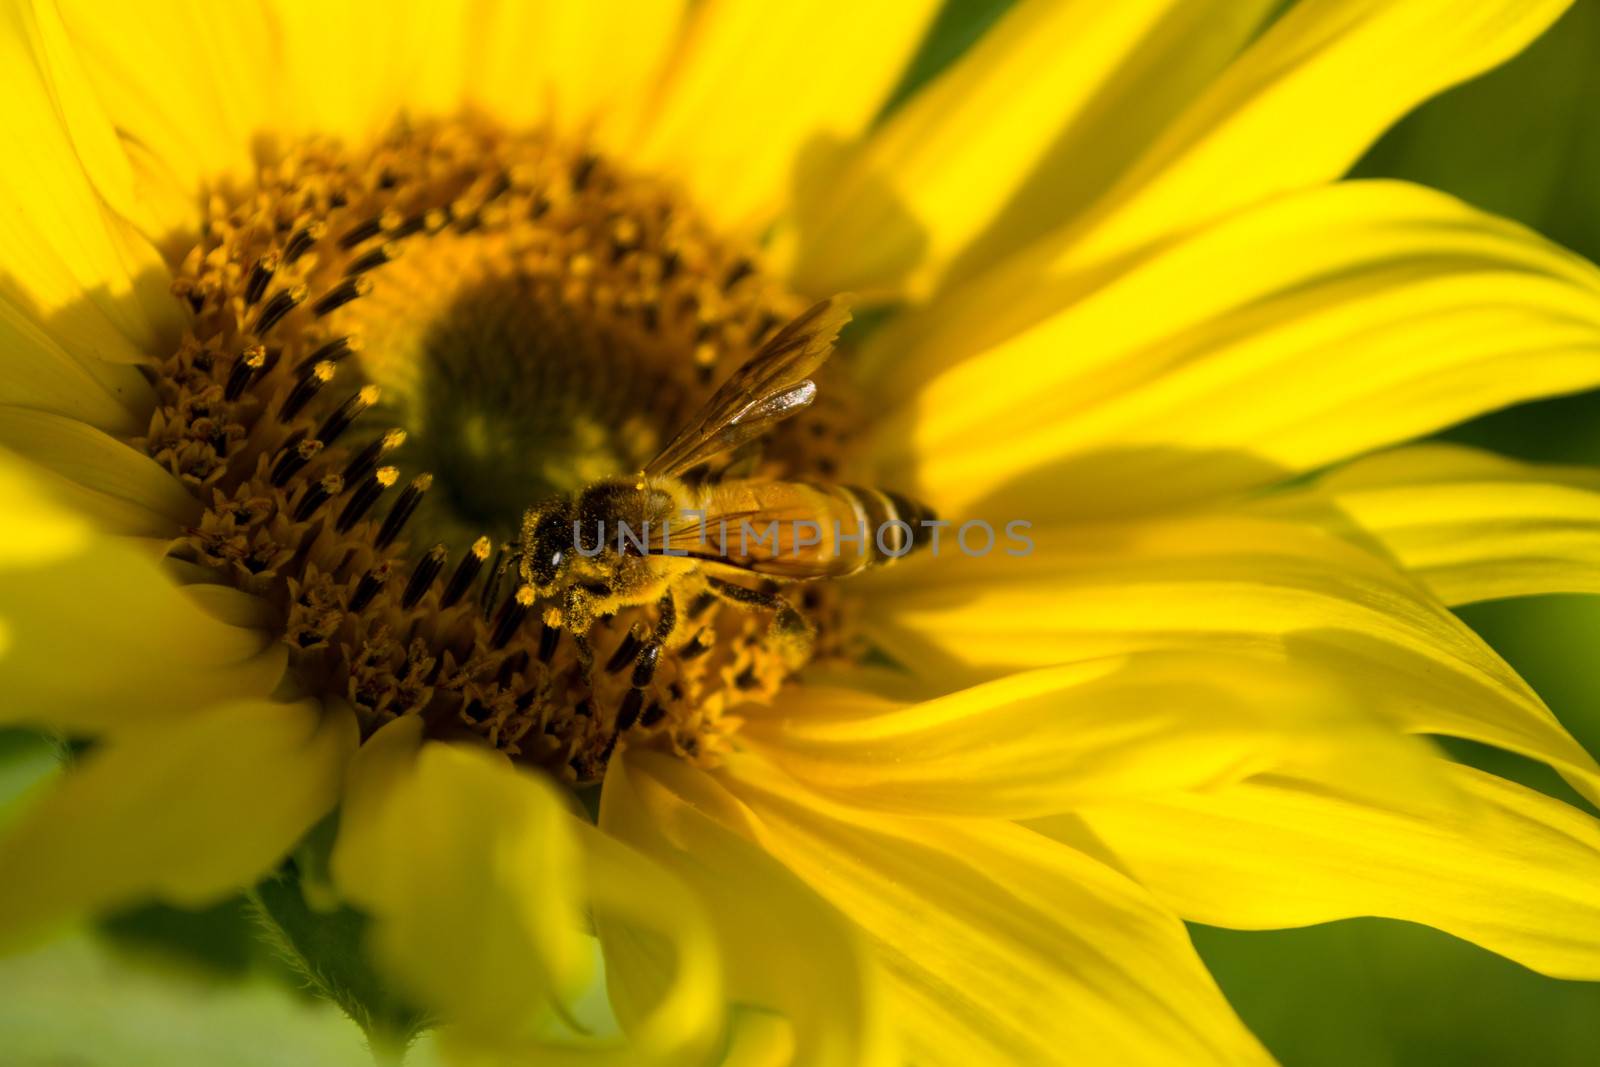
3 1 1600 1064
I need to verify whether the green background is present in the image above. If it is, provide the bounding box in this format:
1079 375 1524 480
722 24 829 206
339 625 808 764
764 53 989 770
6 1 1600 1063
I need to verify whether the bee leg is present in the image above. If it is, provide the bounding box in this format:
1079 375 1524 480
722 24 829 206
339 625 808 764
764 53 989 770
616 591 676 734
561 585 597 675
705 577 813 668
650 588 679 648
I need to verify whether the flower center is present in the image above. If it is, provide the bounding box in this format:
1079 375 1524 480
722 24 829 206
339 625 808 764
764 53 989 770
142 118 858 783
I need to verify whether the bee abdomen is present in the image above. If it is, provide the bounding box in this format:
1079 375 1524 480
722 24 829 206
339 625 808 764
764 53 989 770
838 484 938 568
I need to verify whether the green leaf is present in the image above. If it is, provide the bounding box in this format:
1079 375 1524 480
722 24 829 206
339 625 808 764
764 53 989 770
101 897 267 978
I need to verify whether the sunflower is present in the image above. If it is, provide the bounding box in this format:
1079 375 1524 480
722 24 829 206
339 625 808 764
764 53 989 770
4 0 1600 1063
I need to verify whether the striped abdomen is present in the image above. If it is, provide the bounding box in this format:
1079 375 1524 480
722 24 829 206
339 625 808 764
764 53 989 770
828 483 939 573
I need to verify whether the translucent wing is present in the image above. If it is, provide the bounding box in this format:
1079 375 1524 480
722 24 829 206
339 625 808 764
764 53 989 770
656 480 875 580
644 296 852 478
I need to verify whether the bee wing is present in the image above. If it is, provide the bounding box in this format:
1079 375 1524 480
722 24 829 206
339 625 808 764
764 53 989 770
659 480 868 580
644 296 851 478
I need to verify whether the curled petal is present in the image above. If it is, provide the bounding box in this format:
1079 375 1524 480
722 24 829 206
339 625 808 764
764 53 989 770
1075 759 1600 981
0 696 355 948
330 720 593 1039
0 448 284 735
602 751 895 1067
865 511 1600 805
744 652 1444 818
721 760 1275 1066
1260 443 1600 604
874 182 1600 515
784 0 1275 298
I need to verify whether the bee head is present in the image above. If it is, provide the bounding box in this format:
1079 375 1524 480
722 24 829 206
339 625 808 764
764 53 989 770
521 497 576 589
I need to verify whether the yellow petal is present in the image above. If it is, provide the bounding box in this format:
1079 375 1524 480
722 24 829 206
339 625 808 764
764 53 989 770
0 297 154 434
330 721 595 1039
1260 443 1600 605
0 0 179 361
864 511 1600 805
870 181 1600 517
561 825 723 1067
273 0 471 148
417 816 726 1067
717 1012 795 1067
633 0 939 238
1075 759 1600 980
601 751 895 1067
722 762 1274 1066
780 0 1276 299
324 715 424 912
744 652 1440 818
0 446 91 568
0 448 284 734
467 0 687 148
59 0 479 236
1046 0 1574 270
0 3 161 429
0 408 199 537
55 0 278 238
0 696 355 948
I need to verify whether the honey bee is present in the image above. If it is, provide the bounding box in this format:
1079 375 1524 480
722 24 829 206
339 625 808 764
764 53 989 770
517 296 936 725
